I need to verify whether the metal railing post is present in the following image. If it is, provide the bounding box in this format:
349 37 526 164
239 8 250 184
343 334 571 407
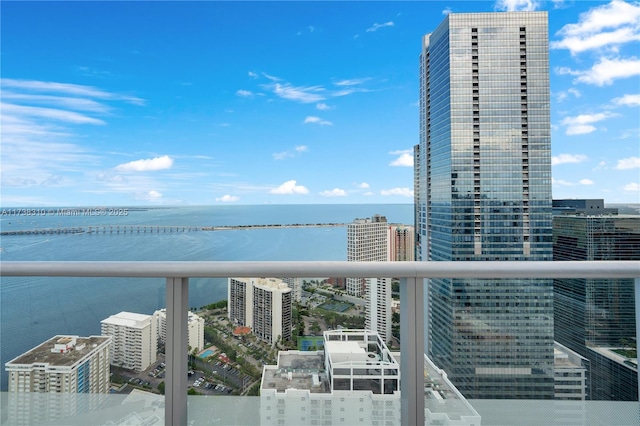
400 277 425 426
165 277 188 426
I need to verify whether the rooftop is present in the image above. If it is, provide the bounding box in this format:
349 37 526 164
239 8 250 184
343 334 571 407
6 335 110 367
261 351 329 394
101 311 153 328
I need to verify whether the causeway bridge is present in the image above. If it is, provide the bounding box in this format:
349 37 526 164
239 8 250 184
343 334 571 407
0 225 200 236
0 223 347 236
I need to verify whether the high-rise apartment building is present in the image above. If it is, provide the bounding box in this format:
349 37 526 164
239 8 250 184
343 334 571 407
154 308 205 353
5 335 111 425
388 224 415 261
228 277 292 345
416 12 554 398
6 335 111 393
101 311 157 371
347 215 392 343
553 213 639 400
280 277 303 303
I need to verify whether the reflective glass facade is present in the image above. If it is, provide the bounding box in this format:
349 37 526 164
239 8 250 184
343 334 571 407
417 12 554 399
553 215 639 400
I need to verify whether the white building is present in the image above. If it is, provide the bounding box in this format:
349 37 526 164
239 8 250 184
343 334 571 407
347 215 392 343
260 329 481 426
228 277 292 345
260 329 399 426
5 335 111 425
280 277 302 303
154 308 205 353
101 311 157 371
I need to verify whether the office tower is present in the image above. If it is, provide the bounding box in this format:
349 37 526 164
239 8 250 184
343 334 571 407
347 215 392 343
388 224 415 261
552 198 618 216
5 335 111 425
416 12 554 398
101 311 157 371
154 308 205 353
553 342 588 401
553 214 639 400
228 277 292 345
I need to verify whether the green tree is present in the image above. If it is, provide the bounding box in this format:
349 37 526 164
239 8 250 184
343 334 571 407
157 381 165 395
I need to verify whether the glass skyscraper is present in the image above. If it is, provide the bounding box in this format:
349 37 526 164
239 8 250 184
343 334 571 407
554 214 639 400
416 12 554 399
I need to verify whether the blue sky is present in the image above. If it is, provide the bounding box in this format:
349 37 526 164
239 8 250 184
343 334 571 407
1 0 639 206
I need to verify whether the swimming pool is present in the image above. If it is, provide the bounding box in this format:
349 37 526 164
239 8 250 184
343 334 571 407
199 349 214 358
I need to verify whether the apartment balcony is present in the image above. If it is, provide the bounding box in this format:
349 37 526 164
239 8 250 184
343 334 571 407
1 260 639 426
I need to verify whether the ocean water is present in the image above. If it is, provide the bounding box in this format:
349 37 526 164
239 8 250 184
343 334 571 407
0 204 412 390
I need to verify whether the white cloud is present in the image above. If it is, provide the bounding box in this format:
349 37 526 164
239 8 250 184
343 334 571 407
137 190 163 201
273 151 292 160
316 102 331 110
552 177 575 186
559 57 640 86
363 191 374 196
380 187 414 197
568 88 582 98
561 112 616 135
304 116 333 126
1 103 105 125
267 83 325 103
615 156 640 169
357 182 370 189
333 78 370 87
366 21 394 32
1 79 140 189
0 78 144 105
552 0 567 9
389 150 414 167
236 89 253 97
262 73 281 82
551 0 640 55
320 188 347 197
552 153 588 166
269 180 309 195
623 182 640 191
216 194 240 202
248 71 258 78
613 93 640 106
494 0 540 12
273 145 308 160
115 155 174 172
579 179 595 185
442 7 453 15
1 92 111 113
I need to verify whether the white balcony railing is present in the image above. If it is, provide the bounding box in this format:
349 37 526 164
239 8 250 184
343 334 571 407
2 260 639 425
